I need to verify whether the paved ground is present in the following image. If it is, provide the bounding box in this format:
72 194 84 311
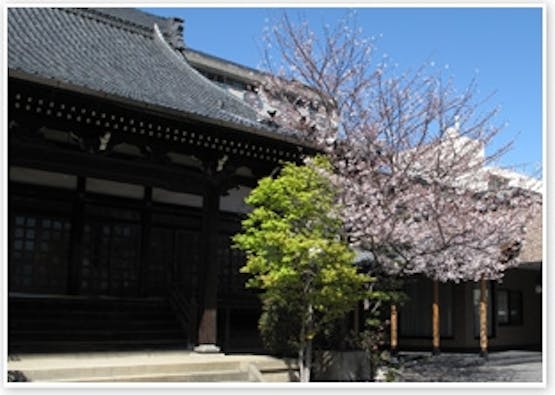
390 350 542 382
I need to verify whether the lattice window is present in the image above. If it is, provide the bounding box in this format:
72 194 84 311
81 217 141 297
148 227 201 297
10 214 71 293
148 227 173 296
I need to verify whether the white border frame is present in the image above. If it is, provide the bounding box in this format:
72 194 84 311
2 1 548 392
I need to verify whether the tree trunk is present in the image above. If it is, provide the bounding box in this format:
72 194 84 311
479 277 488 358
299 323 306 382
305 338 313 382
432 280 440 355
298 304 314 382
390 304 398 356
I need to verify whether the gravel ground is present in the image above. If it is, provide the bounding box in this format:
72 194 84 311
388 351 542 382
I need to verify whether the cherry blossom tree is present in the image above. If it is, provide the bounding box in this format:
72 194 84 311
256 11 541 355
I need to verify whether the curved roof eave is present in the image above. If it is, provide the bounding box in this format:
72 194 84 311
8 69 316 151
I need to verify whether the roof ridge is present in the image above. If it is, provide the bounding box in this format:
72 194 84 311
62 8 155 38
72 8 185 50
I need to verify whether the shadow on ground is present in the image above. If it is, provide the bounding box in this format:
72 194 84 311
392 350 542 382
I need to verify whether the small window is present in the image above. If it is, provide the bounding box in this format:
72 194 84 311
497 289 509 324
497 289 523 326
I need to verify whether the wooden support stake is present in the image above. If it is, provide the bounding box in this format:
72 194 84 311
390 304 398 356
432 280 440 355
479 277 488 358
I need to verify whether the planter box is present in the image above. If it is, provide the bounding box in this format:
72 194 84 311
313 350 371 382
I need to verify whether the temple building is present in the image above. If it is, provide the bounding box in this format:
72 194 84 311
7 7 542 358
7 7 316 353
391 126 542 352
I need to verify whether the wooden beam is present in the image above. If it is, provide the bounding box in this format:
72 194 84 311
9 74 317 155
9 79 311 166
10 139 205 195
432 280 440 355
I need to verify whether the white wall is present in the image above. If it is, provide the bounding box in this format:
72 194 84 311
10 166 77 189
152 187 203 208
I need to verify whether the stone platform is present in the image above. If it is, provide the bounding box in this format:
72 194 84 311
7 350 299 383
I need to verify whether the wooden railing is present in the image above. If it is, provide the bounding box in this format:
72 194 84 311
167 282 197 347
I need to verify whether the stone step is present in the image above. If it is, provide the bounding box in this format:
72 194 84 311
7 352 302 383
259 370 299 382
62 369 252 382
252 357 297 371
18 360 245 381
20 362 245 381
231 355 299 382
257 362 299 382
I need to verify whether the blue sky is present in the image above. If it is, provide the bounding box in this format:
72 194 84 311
142 7 543 179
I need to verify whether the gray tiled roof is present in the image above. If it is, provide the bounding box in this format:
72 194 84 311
8 8 302 142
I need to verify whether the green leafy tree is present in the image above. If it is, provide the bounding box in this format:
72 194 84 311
233 156 370 382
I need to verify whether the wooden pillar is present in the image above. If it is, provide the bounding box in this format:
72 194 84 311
390 304 398 356
66 176 85 295
195 182 221 353
432 280 440 355
390 304 398 355
479 277 488 358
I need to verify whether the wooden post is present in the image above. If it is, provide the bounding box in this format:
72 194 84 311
479 277 488 358
432 280 440 355
390 304 398 356
195 182 221 353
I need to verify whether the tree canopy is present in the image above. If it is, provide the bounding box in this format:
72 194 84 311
233 156 371 381
256 12 541 283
